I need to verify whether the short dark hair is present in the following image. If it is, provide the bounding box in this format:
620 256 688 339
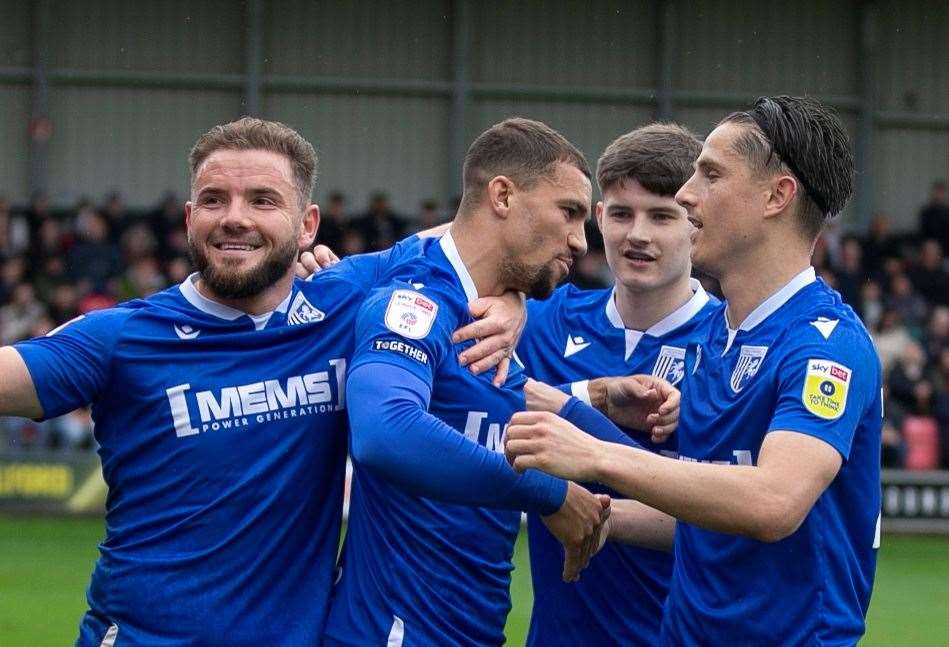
460 118 591 212
190 117 317 208
597 123 702 196
720 95 854 239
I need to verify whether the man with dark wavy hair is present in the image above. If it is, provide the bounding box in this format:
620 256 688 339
507 96 882 645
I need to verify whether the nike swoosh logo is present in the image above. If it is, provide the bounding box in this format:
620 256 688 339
174 324 201 340
564 335 591 358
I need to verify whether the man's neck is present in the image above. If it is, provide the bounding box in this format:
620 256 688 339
194 272 294 316
719 244 811 328
613 274 694 331
447 220 506 297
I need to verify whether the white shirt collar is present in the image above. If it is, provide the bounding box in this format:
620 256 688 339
178 273 292 331
722 266 816 354
439 232 479 303
605 278 710 360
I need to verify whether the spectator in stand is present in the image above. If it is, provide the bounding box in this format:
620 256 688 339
873 308 914 375
835 235 866 313
318 191 348 252
862 212 899 270
0 196 30 258
101 190 131 240
0 257 27 304
32 216 71 267
860 279 884 332
416 199 443 230
925 306 949 360
150 192 186 262
933 347 949 467
67 211 124 292
887 273 929 332
353 191 407 250
909 239 949 307
0 283 47 344
919 180 949 252
47 282 81 324
887 341 933 415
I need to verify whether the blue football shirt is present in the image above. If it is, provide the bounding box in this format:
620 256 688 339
14 240 422 646
517 281 718 647
325 233 565 647
663 267 882 646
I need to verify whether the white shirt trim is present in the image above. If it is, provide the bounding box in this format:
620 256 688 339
605 278 710 360
722 266 816 354
570 380 592 405
178 273 292 331
439 232 479 303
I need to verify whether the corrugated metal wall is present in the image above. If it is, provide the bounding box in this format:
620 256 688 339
1 0 946 230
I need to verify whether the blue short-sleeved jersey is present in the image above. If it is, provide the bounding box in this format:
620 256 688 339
326 233 544 647
517 281 718 647
14 239 422 647
663 268 882 646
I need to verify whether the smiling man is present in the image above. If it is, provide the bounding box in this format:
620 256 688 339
0 117 519 646
514 123 718 647
506 97 883 645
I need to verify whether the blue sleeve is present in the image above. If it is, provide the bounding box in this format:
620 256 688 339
349 282 452 385
559 397 645 449
768 318 882 460
316 234 424 292
13 309 131 419
348 362 567 515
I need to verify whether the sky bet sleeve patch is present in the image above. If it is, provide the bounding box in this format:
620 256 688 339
384 289 438 339
372 338 430 364
802 359 851 420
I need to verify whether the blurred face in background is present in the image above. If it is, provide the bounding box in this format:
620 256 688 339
596 179 692 295
185 148 317 300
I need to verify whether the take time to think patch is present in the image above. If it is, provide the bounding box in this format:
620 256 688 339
802 359 851 420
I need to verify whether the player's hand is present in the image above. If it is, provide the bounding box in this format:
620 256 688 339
594 375 679 442
295 245 340 278
524 378 569 414
542 482 611 582
453 291 526 387
505 411 604 482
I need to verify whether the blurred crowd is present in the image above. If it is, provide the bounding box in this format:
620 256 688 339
1 181 947 470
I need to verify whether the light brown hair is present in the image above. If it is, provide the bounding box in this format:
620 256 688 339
189 117 318 208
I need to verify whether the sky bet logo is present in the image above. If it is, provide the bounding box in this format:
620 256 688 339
165 359 347 437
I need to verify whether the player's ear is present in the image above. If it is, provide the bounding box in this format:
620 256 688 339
487 176 514 219
184 201 193 227
299 204 320 249
594 201 605 232
764 175 798 220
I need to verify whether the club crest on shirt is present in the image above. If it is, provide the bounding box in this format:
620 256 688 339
802 358 851 419
730 345 768 393
652 345 686 386
384 289 438 339
288 292 325 325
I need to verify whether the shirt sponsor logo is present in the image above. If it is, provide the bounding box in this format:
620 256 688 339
384 289 437 339
563 334 592 358
730 345 768 393
463 411 507 453
287 292 326 325
802 358 851 420
373 338 429 364
652 345 686 386
165 358 347 437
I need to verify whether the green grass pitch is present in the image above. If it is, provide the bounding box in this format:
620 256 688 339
1 515 946 645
